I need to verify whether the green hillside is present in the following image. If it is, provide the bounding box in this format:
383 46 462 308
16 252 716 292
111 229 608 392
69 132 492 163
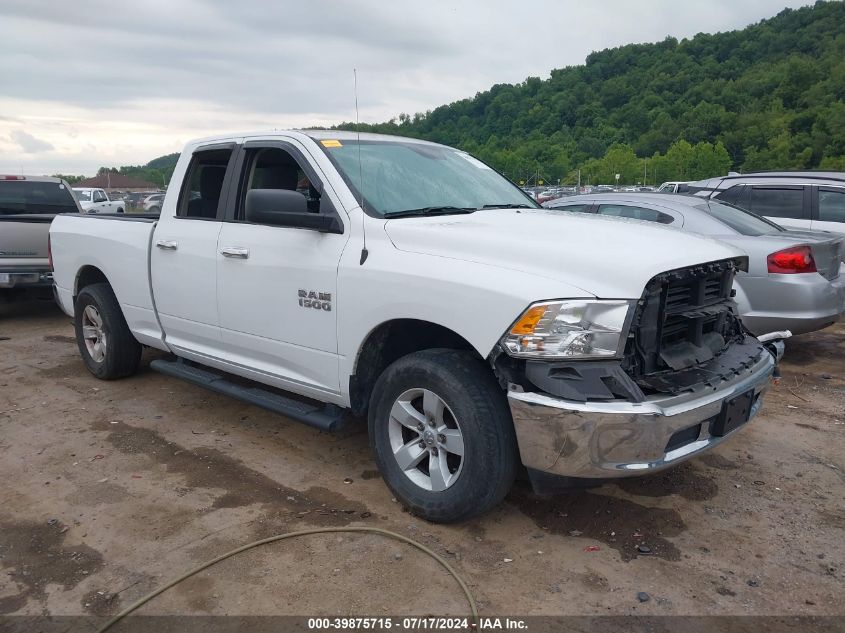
335 1 845 185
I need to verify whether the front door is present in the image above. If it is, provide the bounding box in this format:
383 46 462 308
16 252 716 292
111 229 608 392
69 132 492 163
216 140 349 397
150 144 237 358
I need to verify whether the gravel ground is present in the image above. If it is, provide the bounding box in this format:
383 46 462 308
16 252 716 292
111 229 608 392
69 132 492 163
0 295 842 627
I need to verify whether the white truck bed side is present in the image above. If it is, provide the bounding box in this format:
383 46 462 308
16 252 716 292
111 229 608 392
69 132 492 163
50 215 166 349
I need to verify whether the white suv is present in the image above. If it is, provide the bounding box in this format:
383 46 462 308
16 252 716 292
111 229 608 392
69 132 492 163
690 172 845 236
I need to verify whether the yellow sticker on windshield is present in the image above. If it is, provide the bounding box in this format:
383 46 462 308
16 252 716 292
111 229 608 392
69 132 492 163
321 140 343 148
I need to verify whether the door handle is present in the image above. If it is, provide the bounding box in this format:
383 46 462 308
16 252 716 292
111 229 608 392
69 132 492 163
220 246 250 259
155 240 178 250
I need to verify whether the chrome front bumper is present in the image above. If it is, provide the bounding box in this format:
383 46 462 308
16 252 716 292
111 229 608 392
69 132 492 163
508 352 775 479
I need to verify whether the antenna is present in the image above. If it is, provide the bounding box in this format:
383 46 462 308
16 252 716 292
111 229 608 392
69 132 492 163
354 68 368 265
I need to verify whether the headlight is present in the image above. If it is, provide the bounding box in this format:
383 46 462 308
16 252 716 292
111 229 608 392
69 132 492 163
501 300 633 359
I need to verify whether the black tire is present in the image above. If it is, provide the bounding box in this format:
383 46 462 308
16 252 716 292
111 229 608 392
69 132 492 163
369 349 518 523
117 208 125 214
149 206 160 214
74 283 141 380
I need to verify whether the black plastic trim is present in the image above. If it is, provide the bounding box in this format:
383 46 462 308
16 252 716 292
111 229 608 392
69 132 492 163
150 357 349 432
524 360 645 403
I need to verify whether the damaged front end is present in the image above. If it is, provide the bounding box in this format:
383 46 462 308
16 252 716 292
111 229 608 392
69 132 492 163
499 258 776 490
621 257 767 398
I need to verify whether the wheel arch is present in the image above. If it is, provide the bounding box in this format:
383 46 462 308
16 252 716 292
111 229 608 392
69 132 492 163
74 265 111 298
348 318 481 416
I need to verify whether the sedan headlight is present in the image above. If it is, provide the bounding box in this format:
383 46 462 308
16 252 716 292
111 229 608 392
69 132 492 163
502 300 633 359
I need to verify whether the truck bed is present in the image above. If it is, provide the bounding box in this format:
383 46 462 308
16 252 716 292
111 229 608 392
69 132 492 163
50 213 165 348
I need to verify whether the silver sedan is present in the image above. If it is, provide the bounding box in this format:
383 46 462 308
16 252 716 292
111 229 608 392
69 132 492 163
544 193 845 336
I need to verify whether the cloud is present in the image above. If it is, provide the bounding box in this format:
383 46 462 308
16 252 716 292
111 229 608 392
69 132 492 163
8 129 54 153
0 0 812 173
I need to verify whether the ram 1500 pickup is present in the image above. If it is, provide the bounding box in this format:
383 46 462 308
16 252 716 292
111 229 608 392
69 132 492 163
1 175 82 290
73 187 125 214
50 131 777 522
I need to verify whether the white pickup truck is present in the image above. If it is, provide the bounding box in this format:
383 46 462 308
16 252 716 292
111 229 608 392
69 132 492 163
72 187 125 214
50 130 777 522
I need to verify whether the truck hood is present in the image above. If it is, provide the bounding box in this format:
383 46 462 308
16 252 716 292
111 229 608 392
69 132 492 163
384 209 745 298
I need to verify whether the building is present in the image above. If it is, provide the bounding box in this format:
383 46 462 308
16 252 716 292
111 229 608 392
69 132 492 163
73 173 160 194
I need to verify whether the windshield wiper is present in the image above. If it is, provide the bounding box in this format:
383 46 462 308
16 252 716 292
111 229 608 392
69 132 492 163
481 203 535 209
383 206 477 219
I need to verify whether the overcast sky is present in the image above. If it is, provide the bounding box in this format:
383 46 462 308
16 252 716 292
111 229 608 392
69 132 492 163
0 0 811 176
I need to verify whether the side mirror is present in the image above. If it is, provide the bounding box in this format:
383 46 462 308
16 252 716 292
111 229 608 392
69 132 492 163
245 189 341 233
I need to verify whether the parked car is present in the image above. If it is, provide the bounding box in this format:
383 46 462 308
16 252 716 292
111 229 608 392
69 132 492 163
544 193 845 335
689 171 845 236
657 181 693 193
73 188 125 214
126 192 157 208
50 130 777 522
0 175 82 290
143 193 165 214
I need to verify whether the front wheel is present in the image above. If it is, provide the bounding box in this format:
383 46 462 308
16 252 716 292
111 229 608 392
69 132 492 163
74 283 141 379
369 349 518 523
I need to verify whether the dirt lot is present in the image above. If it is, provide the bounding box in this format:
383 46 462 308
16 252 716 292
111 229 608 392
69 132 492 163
0 295 843 626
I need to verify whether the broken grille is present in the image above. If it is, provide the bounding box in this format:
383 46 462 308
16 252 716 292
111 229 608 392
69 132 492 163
622 258 748 394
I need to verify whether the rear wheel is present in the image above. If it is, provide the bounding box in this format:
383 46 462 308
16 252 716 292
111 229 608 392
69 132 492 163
369 349 518 523
74 283 141 379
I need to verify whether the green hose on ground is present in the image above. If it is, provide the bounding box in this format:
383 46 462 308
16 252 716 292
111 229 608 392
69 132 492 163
95 526 478 633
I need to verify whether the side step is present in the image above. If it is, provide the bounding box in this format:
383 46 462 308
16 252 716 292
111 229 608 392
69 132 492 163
149 358 348 432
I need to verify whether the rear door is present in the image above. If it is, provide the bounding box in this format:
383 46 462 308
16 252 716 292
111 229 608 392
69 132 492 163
215 139 349 396
150 143 238 357
746 185 810 230
812 186 845 237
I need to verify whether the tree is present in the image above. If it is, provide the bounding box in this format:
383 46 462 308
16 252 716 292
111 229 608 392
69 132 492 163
331 2 845 179
52 174 85 185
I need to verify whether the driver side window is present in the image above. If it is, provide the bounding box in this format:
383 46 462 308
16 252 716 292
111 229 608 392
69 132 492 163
237 147 321 221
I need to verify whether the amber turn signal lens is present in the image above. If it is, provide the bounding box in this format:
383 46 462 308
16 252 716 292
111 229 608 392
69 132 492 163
510 305 548 335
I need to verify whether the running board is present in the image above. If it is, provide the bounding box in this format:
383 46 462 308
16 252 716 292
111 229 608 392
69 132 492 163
149 358 348 432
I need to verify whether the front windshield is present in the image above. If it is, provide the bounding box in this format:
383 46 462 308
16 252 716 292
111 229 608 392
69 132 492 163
316 138 538 217
704 201 785 236
74 189 92 202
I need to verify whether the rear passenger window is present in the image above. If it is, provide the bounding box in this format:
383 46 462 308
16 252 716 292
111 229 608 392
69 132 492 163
748 187 803 219
818 189 845 223
178 148 233 219
596 204 674 224
548 203 590 213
